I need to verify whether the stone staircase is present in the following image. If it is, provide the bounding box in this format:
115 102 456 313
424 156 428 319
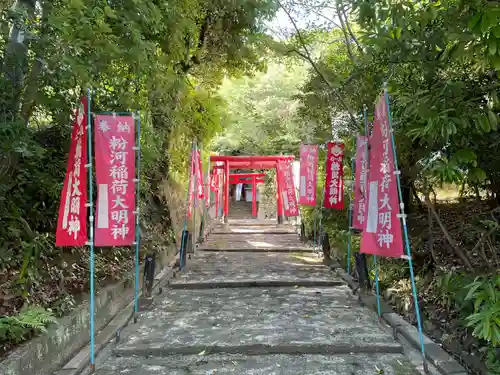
228 201 255 219
90 221 429 375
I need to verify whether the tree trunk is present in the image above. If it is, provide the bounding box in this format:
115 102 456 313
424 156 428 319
411 182 425 211
400 171 412 213
427 204 437 264
473 184 481 201
20 0 51 124
2 0 37 119
424 196 473 270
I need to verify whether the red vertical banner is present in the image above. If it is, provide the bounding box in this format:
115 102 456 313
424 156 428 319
187 150 195 218
299 145 318 206
56 97 89 246
205 172 211 209
277 160 299 217
94 115 136 246
323 142 345 209
210 167 218 192
360 95 404 258
196 150 204 200
353 136 368 230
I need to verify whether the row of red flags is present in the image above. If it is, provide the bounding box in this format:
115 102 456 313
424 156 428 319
298 94 403 258
56 97 137 247
56 94 403 257
298 142 345 210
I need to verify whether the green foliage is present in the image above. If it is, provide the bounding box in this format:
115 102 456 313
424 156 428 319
252 1 500 371
0 307 56 346
464 275 500 346
0 0 279 354
214 60 311 155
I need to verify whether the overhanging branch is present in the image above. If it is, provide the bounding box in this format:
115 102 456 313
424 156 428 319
277 0 358 128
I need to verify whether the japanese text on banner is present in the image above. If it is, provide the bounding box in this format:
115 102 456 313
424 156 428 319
353 136 368 230
360 95 404 258
323 142 345 210
278 161 299 217
187 150 195 218
299 144 318 206
196 150 204 200
56 97 89 246
94 115 136 246
205 172 211 209
210 168 218 192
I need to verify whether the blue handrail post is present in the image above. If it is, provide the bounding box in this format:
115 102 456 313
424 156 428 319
86 89 95 373
133 111 141 323
384 85 428 371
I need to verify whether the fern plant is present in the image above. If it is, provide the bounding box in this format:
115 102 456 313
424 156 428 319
464 275 500 346
0 307 57 345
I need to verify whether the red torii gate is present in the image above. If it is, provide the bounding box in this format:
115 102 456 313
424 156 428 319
229 173 266 217
210 155 294 223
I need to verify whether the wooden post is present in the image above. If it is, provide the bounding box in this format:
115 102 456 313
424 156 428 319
252 176 257 217
224 161 229 223
276 166 283 223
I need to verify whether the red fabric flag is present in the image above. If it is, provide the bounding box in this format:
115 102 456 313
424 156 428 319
353 136 369 230
277 160 299 217
187 151 195 218
94 115 136 246
210 166 219 192
196 150 204 200
56 97 89 246
299 144 318 206
205 172 210 209
360 94 404 258
323 142 345 210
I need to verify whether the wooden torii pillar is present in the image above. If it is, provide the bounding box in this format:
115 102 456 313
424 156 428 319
210 155 294 223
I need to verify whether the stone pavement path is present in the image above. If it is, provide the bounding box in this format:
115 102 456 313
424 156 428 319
94 220 424 375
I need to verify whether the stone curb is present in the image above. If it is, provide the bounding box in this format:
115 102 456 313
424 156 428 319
199 216 219 244
334 268 469 375
168 279 345 290
112 342 404 358
55 257 181 375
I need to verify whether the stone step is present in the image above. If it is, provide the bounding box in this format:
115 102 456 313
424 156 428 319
210 230 297 235
111 287 403 359
172 251 330 285
214 220 289 226
199 247 316 253
204 234 301 243
95 353 421 375
168 279 344 289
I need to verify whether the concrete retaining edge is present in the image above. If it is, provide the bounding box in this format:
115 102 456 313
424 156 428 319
333 268 469 375
0 245 184 375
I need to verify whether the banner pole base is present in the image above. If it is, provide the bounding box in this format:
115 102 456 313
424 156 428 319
90 363 95 373
422 357 429 374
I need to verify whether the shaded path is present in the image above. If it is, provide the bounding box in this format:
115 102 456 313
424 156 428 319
94 220 425 374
